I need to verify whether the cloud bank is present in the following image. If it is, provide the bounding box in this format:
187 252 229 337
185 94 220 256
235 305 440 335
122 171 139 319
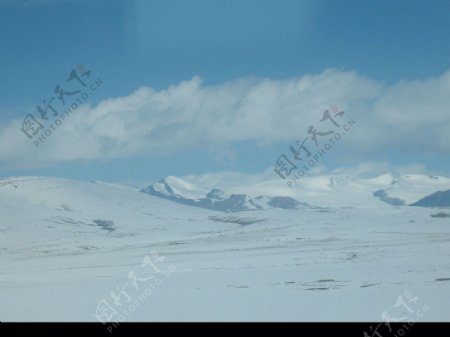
1 68 449 168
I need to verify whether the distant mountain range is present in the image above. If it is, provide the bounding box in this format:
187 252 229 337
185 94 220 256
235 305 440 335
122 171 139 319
141 173 450 211
142 176 315 212
1 173 449 218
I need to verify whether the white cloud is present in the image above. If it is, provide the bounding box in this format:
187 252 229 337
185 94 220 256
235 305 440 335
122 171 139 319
1 68 449 169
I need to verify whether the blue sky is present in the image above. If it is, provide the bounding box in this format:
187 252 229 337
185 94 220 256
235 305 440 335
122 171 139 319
1 0 449 184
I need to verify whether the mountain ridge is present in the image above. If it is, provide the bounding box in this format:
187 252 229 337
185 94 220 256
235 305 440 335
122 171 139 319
142 177 314 212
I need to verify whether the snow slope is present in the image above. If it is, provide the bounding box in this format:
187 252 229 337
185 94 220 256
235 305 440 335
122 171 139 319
1 176 450 322
411 189 450 208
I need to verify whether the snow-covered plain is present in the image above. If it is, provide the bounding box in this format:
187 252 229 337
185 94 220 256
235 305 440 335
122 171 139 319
0 175 449 322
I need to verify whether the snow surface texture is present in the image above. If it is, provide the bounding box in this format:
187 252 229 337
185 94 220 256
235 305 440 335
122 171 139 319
1 175 450 322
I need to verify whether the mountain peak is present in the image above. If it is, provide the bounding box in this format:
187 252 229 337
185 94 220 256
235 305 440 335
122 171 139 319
206 188 227 201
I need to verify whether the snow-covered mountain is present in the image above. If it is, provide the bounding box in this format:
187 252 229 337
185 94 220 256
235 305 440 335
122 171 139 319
141 176 315 212
141 173 450 209
2 174 450 321
368 174 450 207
